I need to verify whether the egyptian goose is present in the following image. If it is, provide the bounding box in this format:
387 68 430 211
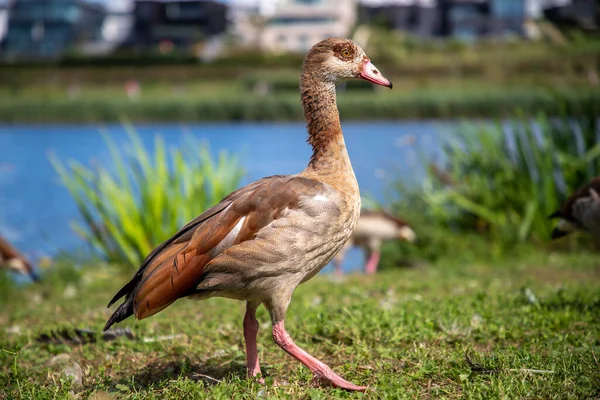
333 209 416 275
104 38 391 391
0 235 39 281
549 177 600 240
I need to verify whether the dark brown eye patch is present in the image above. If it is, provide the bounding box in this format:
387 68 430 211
333 44 354 60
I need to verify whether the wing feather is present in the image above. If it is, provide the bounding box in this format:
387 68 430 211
104 175 326 331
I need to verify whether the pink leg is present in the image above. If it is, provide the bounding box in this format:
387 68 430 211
364 251 380 275
244 302 264 383
272 320 368 392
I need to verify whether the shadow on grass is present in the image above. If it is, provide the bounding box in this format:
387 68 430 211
541 297 600 312
117 354 269 389
538 290 600 313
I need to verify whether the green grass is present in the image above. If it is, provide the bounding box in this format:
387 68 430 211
1 251 599 399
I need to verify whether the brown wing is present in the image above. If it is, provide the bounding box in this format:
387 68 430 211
104 174 326 331
0 235 22 261
550 177 600 221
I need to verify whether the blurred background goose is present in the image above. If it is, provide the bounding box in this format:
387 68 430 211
333 209 416 275
0 235 39 281
549 177 600 240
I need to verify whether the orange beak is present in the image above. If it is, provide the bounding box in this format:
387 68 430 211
360 59 392 88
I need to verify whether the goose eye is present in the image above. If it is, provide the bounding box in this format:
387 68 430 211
341 49 351 58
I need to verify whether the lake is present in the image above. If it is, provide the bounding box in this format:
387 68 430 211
0 121 453 272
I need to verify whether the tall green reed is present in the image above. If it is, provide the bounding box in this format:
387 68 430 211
393 112 599 253
49 126 244 271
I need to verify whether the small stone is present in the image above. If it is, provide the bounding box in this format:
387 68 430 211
48 353 71 366
470 314 484 328
5 325 21 335
63 362 83 387
63 284 77 299
89 391 114 400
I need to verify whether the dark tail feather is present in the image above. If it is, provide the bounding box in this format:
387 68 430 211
104 298 134 332
107 276 140 308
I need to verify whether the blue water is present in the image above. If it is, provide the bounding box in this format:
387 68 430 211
0 121 452 271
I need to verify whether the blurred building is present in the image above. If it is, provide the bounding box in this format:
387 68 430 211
3 0 105 60
543 0 599 31
359 0 529 39
231 0 357 53
79 0 134 55
122 0 228 51
228 1 262 48
358 0 440 37
442 0 525 39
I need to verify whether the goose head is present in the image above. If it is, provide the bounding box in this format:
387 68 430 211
302 38 392 88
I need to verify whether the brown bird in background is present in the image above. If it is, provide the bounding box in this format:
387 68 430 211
0 235 39 281
333 209 416 275
549 177 600 240
104 38 392 392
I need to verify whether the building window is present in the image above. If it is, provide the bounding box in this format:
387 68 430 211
46 3 79 22
6 23 33 52
449 4 481 40
137 3 155 21
31 21 44 41
269 16 334 25
13 3 44 19
166 2 206 20
490 0 523 19
298 34 310 51
166 3 181 19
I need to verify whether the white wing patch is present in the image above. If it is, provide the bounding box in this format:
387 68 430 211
314 195 328 202
209 216 246 258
